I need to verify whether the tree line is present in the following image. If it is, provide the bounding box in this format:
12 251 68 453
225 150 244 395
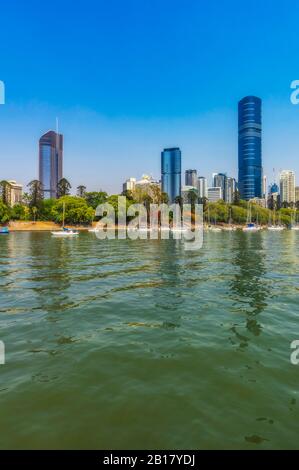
0 179 298 226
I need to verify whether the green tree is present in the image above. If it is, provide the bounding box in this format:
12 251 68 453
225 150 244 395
85 191 108 209
10 203 26 220
27 180 44 216
233 190 240 206
51 196 94 225
161 192 169 204
0 180 11 205
39 198 56 220
122 189 134 200
57 178 72 198
77 185 87 197
174 195 183 210
0 201 10 223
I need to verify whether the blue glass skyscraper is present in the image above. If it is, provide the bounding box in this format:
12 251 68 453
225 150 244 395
39 131 63 199
161 148 181 203
238 96 262 200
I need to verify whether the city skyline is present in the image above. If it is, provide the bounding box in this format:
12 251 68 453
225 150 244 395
1 1 299 192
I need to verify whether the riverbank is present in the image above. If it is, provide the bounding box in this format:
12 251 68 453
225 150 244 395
6 221 274 232
8 221 93 231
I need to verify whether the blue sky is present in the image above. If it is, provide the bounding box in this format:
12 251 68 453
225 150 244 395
0 0 299 193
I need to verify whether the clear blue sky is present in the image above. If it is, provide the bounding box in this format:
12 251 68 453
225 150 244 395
1 0 299 193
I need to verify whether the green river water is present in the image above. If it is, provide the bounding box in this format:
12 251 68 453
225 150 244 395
0 231 298 449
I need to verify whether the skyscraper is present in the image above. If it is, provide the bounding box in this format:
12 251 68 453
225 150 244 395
197 176 208 199
226 177 236 204
280 170 295 204
238 96 262 200
213 173 227 201
185 169 197 187
161 148 181 203
39 130 63 199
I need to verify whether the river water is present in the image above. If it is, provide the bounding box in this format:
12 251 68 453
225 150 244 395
0 231 298 449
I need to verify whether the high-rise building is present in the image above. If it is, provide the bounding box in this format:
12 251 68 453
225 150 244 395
161 148 181 203
238 96 262 200
280 170 295 204
197 176 208 199
295 186 299 203
208 187 222 202
185 169 197 187
269 182 279 194
226 177 236 204
123 177 136 193
213 173 227 201
5 180 23 206
39 130 63 199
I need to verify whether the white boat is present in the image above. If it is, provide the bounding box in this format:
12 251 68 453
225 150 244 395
209 226 222 232
267 210 285 231
291 225 299 231
51 229 79 237
51 202 79 237
243 223 260 232
243 203 261 232
170 226 188 233
268 225 285 231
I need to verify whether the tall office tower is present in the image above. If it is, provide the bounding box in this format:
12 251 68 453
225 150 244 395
238 96 262 200
197 176 208 199
185 169 197 187
226 177 236 203
213 173 227 201
39 130 63 199
280 170 295 204
161 147 181 203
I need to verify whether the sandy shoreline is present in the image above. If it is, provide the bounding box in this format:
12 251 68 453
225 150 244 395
5 221 271 232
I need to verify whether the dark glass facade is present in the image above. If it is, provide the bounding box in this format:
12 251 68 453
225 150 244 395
161 148 181 203
213 173 227 201
39 131 63 199
238 96 262 200
185 169 197 187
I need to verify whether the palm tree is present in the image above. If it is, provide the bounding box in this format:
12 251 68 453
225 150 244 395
57 178 71 198
174 196 183 210
77 185 86 197
160 192 169 205
143 195 153 224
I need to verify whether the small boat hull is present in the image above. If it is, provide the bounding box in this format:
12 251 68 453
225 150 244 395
268 226 285 231
51 230 79 237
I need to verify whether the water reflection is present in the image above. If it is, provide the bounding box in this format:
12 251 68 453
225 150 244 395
229 232 270 346
27 232 75 314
